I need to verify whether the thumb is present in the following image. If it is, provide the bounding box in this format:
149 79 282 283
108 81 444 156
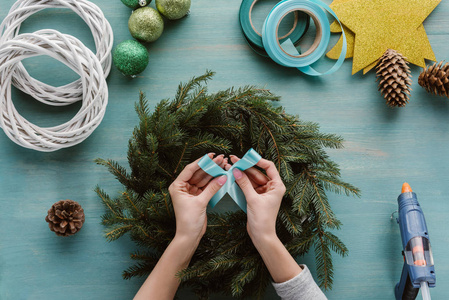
233 168 257 199
200 175 227 202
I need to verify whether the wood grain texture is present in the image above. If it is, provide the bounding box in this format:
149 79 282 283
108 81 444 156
0 0 448 299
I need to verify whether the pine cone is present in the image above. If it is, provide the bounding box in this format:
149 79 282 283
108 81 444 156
376 49 412 107
418 61 449 97
45 200 85 236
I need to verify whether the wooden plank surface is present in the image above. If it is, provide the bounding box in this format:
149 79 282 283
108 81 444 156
0 0 448 299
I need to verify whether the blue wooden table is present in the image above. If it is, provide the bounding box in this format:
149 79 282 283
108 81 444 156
1 0 448 299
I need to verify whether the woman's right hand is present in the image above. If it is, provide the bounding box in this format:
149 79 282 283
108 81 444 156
226 156 286 244
227 156 305 285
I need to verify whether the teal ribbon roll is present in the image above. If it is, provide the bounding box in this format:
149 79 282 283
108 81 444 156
262 0 347 76
198 149 262 213
239 0 309 57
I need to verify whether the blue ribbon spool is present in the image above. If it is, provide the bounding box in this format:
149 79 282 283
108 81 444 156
198 149 262 213
262 0 347 76
239 0 310 57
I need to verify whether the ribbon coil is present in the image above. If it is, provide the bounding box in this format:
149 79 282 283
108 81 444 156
239 0 310 57
240 0 347 76
198 149 262 213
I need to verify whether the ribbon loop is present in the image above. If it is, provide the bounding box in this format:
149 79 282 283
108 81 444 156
198 149 262 213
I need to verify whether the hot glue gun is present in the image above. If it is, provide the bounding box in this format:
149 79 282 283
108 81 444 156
394 183 435 300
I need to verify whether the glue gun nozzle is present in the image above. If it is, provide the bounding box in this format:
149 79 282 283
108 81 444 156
402 182 413 193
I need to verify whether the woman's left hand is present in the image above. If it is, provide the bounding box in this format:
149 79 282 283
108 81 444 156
168 153 227 244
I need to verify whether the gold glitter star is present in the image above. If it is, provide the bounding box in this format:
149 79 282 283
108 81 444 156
328 0 440 74
327 23 436 74
327 0 355 60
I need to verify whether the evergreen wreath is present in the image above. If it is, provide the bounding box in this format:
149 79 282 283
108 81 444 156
95 71 360 299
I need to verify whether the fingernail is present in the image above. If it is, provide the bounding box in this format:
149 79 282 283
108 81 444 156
218 154 224 157
233 168 242 179
217 175 227 186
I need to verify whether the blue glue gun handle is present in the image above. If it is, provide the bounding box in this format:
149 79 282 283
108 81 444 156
395 262 419 300
395 191 436 300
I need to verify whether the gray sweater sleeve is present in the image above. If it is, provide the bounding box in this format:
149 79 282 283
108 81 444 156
272 265 327 300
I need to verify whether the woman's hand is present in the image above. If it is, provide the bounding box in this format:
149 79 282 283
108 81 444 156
225 156 302 284
134 154 228 300
225 156 286 244
169 153 227 244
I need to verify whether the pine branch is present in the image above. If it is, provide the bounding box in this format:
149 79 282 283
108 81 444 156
231 265 257 297
190 132 231 153
123 261 157 280
208 255 241 271
253 265 269 300
315 173 361 197
310 180 338 228
286 234 315 253
95 186 124 219
279 207 301 235
290 174 311 214
173 142 189 174
173 70 215 109
105 224 133 242
314 230 333 290
95 159 132 189
129 250 160 261
135 91 151 122
323 231 348 257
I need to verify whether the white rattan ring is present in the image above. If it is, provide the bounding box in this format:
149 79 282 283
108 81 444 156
0 30 108 152
0 0 113 106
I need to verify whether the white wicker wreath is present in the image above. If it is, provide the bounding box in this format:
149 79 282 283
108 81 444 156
0 30 108 152
0 0 113 106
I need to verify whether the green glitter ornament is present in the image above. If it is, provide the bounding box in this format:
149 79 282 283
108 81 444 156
113 40 149 77
121 0 149 9
128 7 164 43
156 0 191 20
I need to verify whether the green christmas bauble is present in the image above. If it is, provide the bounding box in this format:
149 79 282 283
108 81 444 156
128 7 164 43
113 40 149 77
121 0 149 9
156 0 191 20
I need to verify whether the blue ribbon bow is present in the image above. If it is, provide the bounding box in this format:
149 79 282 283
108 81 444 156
198 149 262 213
